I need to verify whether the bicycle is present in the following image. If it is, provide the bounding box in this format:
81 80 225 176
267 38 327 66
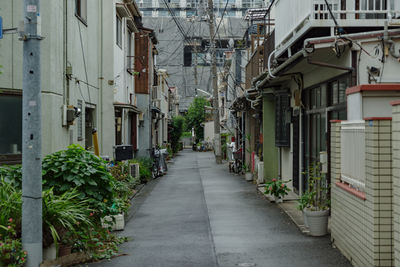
230 148 243 174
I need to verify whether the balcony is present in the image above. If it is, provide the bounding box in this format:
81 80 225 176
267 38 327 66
274 0 400 56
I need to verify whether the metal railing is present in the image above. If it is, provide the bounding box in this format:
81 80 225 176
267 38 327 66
275 0 400 48
340 120 366 191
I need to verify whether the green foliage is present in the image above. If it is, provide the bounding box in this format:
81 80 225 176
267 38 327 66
42 188 93 248
42 144 116 216
0 165 22 188
181 131 192 138
170 116 184 154
0 219 27 267
129 157 152 184
297 191 313 211
70 224 127 260
303 162 330 211
264 178 291 198
0 178 22 231
185 97 210 142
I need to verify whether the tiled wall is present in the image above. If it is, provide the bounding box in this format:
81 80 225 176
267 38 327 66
392 104 400 266
330 119 393 267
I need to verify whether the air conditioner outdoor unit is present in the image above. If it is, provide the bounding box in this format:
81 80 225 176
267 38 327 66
129 163 140 179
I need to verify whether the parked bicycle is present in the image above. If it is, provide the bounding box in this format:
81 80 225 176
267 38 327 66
151 146 168 178
229 148 243 174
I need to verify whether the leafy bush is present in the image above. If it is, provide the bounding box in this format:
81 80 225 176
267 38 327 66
182 131 192 138
185 97 210 142
42 188 93 248
42 144 116 216
0 219 27 267
264 178 291 198
0 178 22 231
0 165 22 188
129 158 152 184
170 116 184 154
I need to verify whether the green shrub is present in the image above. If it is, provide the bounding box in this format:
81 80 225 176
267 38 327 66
129 157 152 184
0 219 27 267
0 178 22 233
170 116 184 154
42 144 116 216
0 165 22 188
42 188 93 248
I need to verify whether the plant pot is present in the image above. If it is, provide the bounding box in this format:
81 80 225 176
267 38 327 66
43 243 57 261
58 244 72 257
303 210 309 228
274 196 283 203
245 172 253 181
304 209 329 236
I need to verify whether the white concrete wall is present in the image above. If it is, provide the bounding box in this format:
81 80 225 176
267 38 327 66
0 0 115 157
204 121 214 143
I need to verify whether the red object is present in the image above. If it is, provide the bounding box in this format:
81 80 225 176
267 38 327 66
391 100 400 106
335 182 366 200
363 117 392 121
231 136 235 142
329 120 343 123
346 84 400 96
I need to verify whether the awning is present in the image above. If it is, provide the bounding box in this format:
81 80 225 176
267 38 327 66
151 106 161 113
114 102 141 113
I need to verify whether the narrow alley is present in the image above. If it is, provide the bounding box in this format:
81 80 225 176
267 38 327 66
92 150 350 267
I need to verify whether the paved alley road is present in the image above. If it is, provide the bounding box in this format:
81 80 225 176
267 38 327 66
92 150 350 267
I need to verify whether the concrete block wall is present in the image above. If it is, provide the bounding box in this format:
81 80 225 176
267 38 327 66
392 103 400 266
330 119 393 267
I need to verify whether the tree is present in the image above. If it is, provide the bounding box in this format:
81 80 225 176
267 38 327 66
170 116 184 153
185 97 210 142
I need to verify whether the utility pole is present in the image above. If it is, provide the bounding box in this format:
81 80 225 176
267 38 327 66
21 0 43 266
207 0 222 164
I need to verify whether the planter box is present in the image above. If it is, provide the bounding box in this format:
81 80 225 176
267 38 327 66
101 213 125 231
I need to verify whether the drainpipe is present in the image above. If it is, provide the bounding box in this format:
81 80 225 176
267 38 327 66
63 0 69 105
268 49 277 78
100 0 104 154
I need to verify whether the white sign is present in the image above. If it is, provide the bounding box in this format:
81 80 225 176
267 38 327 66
27 5 37 12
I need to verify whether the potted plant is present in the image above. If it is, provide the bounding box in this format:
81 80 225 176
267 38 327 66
243 163 253 181
264 178 291 203
296 191 313 228
303 162 330 236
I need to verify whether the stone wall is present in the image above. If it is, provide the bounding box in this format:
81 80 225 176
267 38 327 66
330 119 393 267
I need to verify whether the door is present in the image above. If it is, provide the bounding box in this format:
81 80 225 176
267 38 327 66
292 115 300 193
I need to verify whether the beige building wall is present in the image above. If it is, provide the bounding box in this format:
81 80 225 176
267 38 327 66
331 119 393 267
392 103 400 266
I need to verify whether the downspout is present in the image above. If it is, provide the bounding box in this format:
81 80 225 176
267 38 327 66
63 0 69 105
100 0 104 154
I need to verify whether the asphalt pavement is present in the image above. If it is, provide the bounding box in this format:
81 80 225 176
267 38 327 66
90 150 350 267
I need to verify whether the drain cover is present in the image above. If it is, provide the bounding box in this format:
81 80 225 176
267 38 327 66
237 263 256 267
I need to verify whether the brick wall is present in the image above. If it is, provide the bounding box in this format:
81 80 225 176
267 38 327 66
392 104 400 266
330 119 393 267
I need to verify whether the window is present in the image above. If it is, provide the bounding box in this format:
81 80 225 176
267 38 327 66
127 30 134 73
275 93 291 147
159 10 169 17
0 94 22 164
116 15 122 48
142 10 153 16
75 0 87 24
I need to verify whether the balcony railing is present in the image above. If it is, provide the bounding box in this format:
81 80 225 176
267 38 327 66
340 120 365 191
275 0 400 50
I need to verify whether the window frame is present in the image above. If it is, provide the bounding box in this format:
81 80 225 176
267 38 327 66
75 0 88 25
116 14 123 49
0 91 23 165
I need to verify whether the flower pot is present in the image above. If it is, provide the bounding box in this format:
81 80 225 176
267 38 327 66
58 244 72 257
43 243 57 261
274 196 283 203
303 210 309 228
304 209 329 236
245 172 253 181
